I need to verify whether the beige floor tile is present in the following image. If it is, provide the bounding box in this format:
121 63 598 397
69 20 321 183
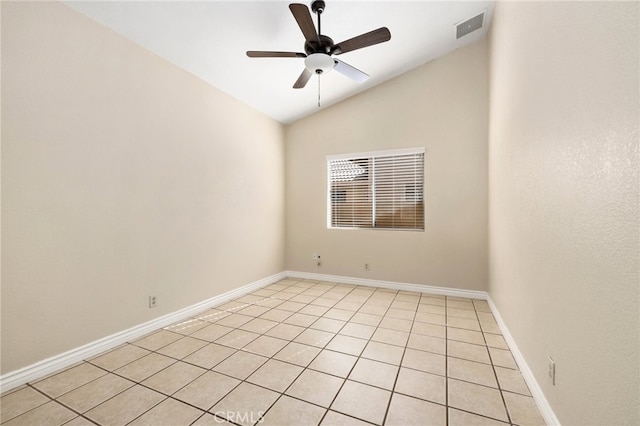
164 318 210 335
57 374 134 413
448 379 508 422
271 291 296 301
301 289 326 297
157 336 208 359
132 330 182 351
484 333 509 349
273 342 321 367
331 380 391 425
142 361 206 395
213 351 268 380
351 312 382 326
309 349 358 377
235 294 266 304
2 401 76 426
420 296 446 307
503 392 546 425
259 308 293 322
395 367 446 404
407 334 446 355
311 317 347 333
495 366 530 396
242 335 288 357
246 359 304 392
215 313 254 328
321 410 371 426
324 308 355 321
339 322 376 339
239 318 279 334
446 300 475 310
115 353 176 382
489 347 518 369
128 398 203 426
193 413 234 425
283 312 319 327
417 304 446 315
190 323 234 342
390 301 418 311
448 340 491 364
255 297 287 308
173 371 241 410
386 308 416 321
401 348 446 376
298 304 330 316
260 395 326 426
237 305 271 317
358 304 388 316
32 363 106 398
334 300 363 311
251 288 278 297
277 300 307 312
311 297 338 308
85 385 165 425
216 300 249 312
414 312 446 325
379 317 413 332
323 291 345 300
371 328 409 347
385 393 446 426
89 344 150 371
447 307 479 319
0 387 50 423
326 335 368 356
348 358 398 390
395 292 420 302
448 328 485 346
265 323 306 340
215 329 260 349
210 383 279 426
448 357 498 388
285 369 344 407
294 328 335 348
411 321 446 338
361 341 405 365
480 321 502 334
183 343 236 369
448 408 508 425
447 317 482 331
63 417 96 426
193 308 231 323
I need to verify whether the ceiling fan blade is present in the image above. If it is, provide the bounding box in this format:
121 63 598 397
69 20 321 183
331 27 391 55
289 3 318 43
333 59 369 84
246 51 306 58
293 68 313 89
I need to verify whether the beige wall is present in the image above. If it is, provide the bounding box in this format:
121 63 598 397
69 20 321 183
1 2 285 373
488 2 639 425
285 40 489 290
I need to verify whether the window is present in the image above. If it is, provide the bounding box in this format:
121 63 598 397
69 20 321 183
327 148 425 230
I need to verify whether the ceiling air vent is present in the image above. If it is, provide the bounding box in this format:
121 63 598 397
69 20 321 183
456 12 485 39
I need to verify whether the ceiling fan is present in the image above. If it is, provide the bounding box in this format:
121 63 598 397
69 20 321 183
246 1 391 90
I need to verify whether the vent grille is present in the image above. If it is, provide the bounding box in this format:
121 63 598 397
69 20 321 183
456 12 484 39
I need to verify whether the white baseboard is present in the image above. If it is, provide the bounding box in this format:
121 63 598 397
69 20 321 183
0 272 285 394
285 270 488 300
487 296 560 426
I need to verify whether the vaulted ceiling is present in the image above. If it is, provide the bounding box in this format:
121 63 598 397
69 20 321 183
66 1 493 124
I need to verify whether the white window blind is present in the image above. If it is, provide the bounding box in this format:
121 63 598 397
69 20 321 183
327 148 425 230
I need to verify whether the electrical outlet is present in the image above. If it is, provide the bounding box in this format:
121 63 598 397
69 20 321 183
149 295 157 308
364 263 370 271
548 356 556 385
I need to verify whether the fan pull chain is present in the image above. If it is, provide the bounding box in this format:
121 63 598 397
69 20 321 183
317 74 321 108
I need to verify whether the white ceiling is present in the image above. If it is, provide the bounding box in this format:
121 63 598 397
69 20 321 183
65 1 493 124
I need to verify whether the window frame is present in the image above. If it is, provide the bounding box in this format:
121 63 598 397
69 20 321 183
326 147 426 231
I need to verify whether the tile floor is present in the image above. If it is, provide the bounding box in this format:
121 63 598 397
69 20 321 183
1 278 546 426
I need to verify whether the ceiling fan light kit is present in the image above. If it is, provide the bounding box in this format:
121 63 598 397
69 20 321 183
246 0 391 102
